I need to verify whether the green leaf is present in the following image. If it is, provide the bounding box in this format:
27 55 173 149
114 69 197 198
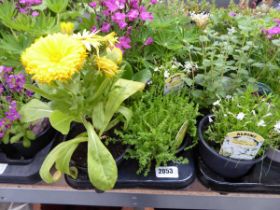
49 110 74 135
40 137 87 183
93 79 145 134
132 69 152 83
45 0 69 13
173 121 188 150
20 99 52 123
84 121 117 191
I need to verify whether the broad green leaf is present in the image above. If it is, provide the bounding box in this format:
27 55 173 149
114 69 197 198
49 110 74 135
40 137 87 183
20 99 52 123
94 79 145 134
84 121 117 191
132 69 152 83
117 106 133 129
45 0 69 13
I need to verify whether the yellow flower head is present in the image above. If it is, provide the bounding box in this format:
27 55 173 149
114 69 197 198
95 57 119 78
60 22 75 35
21 33 87 83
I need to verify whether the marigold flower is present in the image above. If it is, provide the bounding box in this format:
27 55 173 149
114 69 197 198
95 56 119 77
60 22 75 34
21 33 87 83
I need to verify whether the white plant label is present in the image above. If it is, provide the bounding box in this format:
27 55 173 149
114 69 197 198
220 131 264 160
0 164 8 175
155 166 179 178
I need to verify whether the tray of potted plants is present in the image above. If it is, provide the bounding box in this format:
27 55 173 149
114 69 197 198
198 87 280 193
0 66 56 184
65 73 199 189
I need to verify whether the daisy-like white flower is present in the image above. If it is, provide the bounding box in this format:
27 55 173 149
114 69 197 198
274 121 280 133
213 100 221 106
236 112 245 121
190 12 210 28
257 120 266 127
164 70 170 78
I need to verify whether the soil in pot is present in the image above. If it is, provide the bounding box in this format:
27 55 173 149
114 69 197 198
68 123 127 170
198 115 264 179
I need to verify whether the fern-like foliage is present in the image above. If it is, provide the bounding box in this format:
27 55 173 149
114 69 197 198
116 86 199 176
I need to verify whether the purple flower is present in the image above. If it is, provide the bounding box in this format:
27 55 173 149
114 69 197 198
5 101 20 122
31 11 39 17
127 9 139 21
274 19 280 26
89 1 97 8
25 90 34 97
229 11 237 17
144 37 154 46
6 73 26 93
102 0 119 13
101 22 111 33
116 36 131 51
91 26 98 33
139 6 153 21
150 0 157 4
130 0 139 9
0 84 4 95
262 26 280 39
112 12 126 23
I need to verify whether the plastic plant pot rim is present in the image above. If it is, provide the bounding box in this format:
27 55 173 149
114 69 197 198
267 147 280 163
198 114 266 164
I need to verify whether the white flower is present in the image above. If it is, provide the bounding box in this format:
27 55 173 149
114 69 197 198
164 70 170 78
257 120 266 127
225 95 232 99
251 110 256 116
213 100 221 106
264 113 272 118
236 112 245 121
154 67 160 72
190 12 210 28
274 121 280 133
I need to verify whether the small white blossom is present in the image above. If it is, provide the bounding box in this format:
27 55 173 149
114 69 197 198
257 120 266 127
213 100 221 106
164 70 170 78
225 95 232 99
251 110 256 116
154 67 160 72
236 112 245 121
274 121 280 133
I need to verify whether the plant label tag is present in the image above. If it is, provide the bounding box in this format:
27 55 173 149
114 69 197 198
220 131 264 160
0 164 8 175
155 166 179 178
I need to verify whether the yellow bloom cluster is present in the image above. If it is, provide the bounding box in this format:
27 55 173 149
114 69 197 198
60 22 75 35
21 31 122 83
21 33 87 83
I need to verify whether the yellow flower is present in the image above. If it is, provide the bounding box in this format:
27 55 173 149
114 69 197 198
95 57 119 78
190 13 209 28
21 33 87 84
106 46 123 65
60 22 75 34
102 32 118 46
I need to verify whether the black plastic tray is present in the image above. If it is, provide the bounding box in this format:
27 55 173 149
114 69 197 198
65 150 195 190
0 137 57 184
198 157 280 193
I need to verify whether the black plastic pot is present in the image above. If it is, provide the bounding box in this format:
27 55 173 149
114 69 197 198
0 123 55 160
257 82 272 95
198 115 264 178
267 147 280 164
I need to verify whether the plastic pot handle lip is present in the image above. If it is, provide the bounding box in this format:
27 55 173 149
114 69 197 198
198 114 266 164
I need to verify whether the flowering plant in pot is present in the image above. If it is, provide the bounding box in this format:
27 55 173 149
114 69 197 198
198 87 280 178
20 31 145 191
116 74 199 176
0 66 53 160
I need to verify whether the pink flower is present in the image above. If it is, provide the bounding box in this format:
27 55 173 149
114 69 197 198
91 26 98 33
101 22 111 33
31 11 39 16
116 36 131 51
139 6 153 21
127 9 139 21
274 19 280 26
112 12 126 23
150 0 157 4
89 2 97 8
102 0 119 12
144 37 153 46
130 0 139 9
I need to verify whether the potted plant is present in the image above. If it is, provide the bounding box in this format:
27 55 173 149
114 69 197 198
0 65 54 160
20 31 145 191
198 87 280 178
116 75 199 176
